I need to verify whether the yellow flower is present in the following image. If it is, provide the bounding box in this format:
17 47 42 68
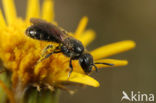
0 0 135 102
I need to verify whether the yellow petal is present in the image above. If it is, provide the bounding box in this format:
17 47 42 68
75 16 88 37
41 0 54 22
94 59 128 69
78 30 95 46
2 0 17 24
0 80 15 103
0 9 6 28
26 0 40 20
91 40 136 60
57 72 100 87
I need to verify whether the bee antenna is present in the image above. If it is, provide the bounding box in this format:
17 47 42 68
94 62 114 66
91 64 98 72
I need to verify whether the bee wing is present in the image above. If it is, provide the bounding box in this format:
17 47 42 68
30 18 67 43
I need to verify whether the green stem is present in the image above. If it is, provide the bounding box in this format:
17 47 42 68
0 70 11 103
24 88 60 103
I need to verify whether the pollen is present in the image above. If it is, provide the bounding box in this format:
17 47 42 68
0 0 135 102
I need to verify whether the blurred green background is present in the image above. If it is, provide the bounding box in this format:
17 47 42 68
0 0 156 103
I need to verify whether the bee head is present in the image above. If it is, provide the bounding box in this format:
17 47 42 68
79 53 94 74
79 53 114 74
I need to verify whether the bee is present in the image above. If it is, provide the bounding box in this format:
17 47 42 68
25 18 113 77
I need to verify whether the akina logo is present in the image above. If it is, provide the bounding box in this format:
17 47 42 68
121 91 155 102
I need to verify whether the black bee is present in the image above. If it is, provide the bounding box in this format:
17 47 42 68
25 18 113 76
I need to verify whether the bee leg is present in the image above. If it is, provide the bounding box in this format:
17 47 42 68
38 45 53 63
38 50 61 63
41 44 53 56
68 58 73 78
38 52 53 63
38 45 61 63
